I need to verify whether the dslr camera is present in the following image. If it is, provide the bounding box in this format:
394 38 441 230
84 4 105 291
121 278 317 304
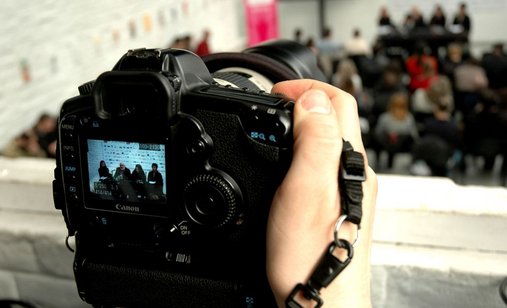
53 40 325 307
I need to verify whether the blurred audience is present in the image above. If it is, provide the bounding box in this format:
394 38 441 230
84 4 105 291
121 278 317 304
2 113 57 159
286 4 505 183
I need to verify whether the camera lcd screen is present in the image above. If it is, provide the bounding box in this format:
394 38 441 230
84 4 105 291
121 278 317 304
86 139 167 204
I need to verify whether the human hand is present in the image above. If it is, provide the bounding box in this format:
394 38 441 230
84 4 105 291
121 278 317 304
267 80 377 307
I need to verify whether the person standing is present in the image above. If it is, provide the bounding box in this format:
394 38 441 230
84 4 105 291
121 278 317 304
195 30 211 57
452 3 471 34
430 5 447 27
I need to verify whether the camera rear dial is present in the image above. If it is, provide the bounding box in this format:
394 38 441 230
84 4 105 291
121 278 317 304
184 172 242 229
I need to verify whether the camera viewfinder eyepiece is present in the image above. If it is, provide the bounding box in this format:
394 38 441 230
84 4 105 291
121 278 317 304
92 71 176 122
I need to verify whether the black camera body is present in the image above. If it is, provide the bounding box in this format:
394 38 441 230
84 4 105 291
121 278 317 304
53 41 324 307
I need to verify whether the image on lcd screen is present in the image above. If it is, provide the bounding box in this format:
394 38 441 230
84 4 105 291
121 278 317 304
87 139 166 203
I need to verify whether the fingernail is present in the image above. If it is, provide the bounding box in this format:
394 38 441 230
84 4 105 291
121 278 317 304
300 90 331 114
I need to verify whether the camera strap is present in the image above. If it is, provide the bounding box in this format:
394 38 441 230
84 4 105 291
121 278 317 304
285 140 366 308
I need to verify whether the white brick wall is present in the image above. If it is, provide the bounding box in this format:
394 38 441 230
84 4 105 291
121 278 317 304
0 0 247 150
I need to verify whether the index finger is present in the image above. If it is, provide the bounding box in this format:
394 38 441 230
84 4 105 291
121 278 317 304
272 79 367 161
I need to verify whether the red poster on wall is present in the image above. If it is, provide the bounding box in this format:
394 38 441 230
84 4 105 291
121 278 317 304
244 0 279 47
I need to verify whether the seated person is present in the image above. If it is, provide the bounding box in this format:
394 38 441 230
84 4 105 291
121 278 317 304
98 160 111 179
131 164 147 183
147 163 164 198
371 62 406 121
411 101 460 177
113 162 131 182
374 92 419 168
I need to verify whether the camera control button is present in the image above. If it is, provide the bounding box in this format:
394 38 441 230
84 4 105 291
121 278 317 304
69 193 79 201
187 139 207 155
184 173 240 228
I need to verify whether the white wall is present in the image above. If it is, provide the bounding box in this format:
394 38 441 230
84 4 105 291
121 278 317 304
0 0 246 150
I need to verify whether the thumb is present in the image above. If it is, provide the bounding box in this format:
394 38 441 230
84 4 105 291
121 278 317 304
283 89 342 214
267 89 344 303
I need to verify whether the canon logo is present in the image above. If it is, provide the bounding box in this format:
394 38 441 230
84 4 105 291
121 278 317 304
115 204 140 213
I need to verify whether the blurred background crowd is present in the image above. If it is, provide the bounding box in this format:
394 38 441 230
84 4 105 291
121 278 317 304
294 3 507 185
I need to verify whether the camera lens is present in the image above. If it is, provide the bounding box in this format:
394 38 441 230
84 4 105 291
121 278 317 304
202 39 326 91
184 173 239 228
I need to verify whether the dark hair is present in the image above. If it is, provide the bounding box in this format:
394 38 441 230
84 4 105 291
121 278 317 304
322 27 331 38
152 163 158 168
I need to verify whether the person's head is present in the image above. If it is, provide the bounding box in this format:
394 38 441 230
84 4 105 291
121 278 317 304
382 63 402 87
119 163 126 170
35 113 56 134
433 99 453 120
306 37 317 54
294 28 302 41
100 160 106 167
493 43 504 56
352 28 361 38
171 37 182 48
182 35 192 49
447 43 463 62
387 92 410 120
411 6 421 18
459 2 467 14
152 163 158 171
404 13 413 24
135 164 143 172
337 58 358 77
434 5 444 17
421 58 436 76
202 29 210 40
379 6 389 17
306 37 315 48
427 76 453 110
322 27 332 39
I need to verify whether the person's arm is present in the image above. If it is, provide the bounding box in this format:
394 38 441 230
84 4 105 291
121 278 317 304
267 80 377 308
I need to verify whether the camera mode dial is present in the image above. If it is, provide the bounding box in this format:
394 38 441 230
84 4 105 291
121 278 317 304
184 173 241 229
